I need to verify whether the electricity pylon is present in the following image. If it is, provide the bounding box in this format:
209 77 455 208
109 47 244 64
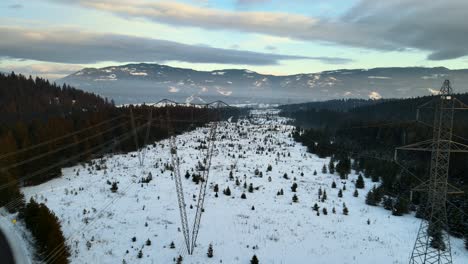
395 80 468 264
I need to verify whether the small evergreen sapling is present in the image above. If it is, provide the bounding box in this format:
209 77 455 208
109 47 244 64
207 244 214 258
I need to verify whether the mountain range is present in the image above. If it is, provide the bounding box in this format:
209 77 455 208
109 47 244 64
59 64 468 104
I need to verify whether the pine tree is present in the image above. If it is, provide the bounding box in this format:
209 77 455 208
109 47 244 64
251 255 259 264
322 164 327 174
291 183 298 192
267 164 272 171
185 171 190 179
331 181 336 188
328 159 335 174
332 207 336 214
111 182 118 193
392 197 409 216
353 189 358 197
343 206 349 215
313 170 317 175
146 239 151 246
223 187 231 196
241 193 247 199
170 241 175 249
313 203 319 211
248 183 254 193
322 207 328 215
292 194 299 203
365 189 377 206
137 250 143 258
207 243 214 258
338 189 343 198
176 255 183 264
214 184 219 193
355 174 365 189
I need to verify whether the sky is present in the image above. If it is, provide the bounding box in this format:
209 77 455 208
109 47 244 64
1 0 468 80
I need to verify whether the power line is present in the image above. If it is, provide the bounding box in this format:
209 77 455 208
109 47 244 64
0 115 125 160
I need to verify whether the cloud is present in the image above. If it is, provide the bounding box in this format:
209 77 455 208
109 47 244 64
0 62 85 79
236 0 271 5
8 4 23 9
47 0 468 60
0 26 350 65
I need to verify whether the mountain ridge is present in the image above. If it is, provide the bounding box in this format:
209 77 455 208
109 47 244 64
59 63 468 104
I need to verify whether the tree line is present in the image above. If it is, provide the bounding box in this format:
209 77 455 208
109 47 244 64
285 93 468 249
0 72 241 263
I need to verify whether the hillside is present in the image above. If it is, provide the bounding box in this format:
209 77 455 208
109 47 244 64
17 109 468 263
59 64 468 104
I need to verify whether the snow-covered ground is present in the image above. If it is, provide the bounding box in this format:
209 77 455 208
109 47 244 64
22 109 468 264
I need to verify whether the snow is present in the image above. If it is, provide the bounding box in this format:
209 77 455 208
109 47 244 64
129 72 148 76
21 109 468 264
0 209 35 264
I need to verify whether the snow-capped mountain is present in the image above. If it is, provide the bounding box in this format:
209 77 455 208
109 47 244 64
59 64 468 104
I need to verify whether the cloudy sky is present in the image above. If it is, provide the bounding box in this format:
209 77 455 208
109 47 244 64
1 0 468 79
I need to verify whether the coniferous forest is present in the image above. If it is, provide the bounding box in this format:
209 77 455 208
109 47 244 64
281 95 468 243
0 72 240 263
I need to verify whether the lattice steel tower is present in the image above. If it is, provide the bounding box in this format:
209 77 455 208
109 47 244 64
396 80 468 264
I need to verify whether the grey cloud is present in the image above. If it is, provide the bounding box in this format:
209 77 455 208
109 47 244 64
8 4 23 9
47 0 468 61
0 27 351 65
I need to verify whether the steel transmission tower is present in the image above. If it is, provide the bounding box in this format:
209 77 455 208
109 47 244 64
396 80 468 264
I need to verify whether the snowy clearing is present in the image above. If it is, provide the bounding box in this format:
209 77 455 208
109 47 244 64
22 109 468 264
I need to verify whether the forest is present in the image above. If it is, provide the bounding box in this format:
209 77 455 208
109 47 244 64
0 72 240 263
281 93 468 247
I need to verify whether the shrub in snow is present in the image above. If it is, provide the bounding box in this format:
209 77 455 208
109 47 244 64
353 189 359 197
291 183 298 192
292 194 298 203
207 243 214 258
111 182 118 193
241 193 247 199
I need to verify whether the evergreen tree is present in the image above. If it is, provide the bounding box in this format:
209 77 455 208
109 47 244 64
137 250 143 258
313 203 319 211
207 243 214 258
338 189 343 198
322 164 327 174
353 189 358 197
111 182 118 193
343 206 349 215
355 174 365 189
292 194 299 203
291 183 298 192
214 184 219 193
248 183 254 193
223 187 231 196
241 193 247 199
331 181 336 188
251 255 259 264
328 160 335 174
392 197 409 216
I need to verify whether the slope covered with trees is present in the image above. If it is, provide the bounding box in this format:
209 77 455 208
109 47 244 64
0 72 240 263
283 94 468 244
